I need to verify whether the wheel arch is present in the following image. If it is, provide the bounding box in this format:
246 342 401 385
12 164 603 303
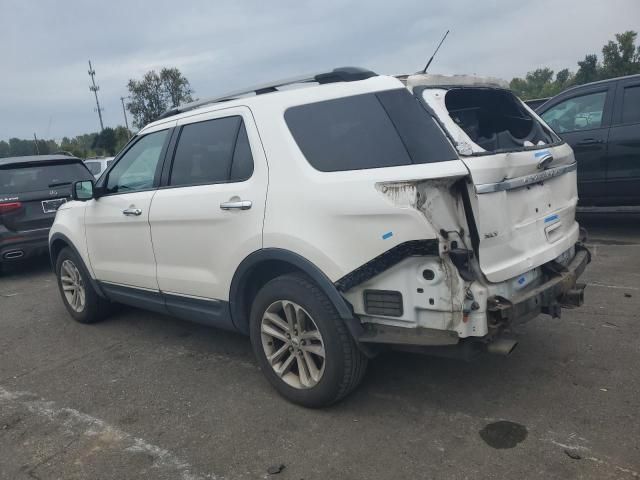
229 249 359 336
49 233 106 298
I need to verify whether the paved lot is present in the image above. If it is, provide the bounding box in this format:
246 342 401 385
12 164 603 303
1 215 639 479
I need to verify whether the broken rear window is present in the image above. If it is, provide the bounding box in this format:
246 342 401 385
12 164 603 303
439 88 557 154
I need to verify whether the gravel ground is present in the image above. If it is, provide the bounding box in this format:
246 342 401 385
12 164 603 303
0 214 638 479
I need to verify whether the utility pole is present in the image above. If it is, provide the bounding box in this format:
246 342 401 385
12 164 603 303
120 96 130 131
88 60 104 131
33 133 40 154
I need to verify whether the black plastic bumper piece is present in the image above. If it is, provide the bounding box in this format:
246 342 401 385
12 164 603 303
0 230 49 263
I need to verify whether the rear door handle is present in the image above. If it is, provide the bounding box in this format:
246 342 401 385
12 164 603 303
220 200 252 211
122 207 142 216
576 138 604 146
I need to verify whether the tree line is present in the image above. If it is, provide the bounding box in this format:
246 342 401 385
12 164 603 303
510 30 640 100
2 31 638 159
0 126 133 159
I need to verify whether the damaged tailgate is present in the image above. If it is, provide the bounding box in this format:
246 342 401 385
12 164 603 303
414 82 580 283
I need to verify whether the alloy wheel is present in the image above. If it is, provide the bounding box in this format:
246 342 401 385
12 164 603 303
260 300 326 389
60 259 86 313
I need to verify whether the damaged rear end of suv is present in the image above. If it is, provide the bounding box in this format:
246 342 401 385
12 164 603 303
331 73 590 359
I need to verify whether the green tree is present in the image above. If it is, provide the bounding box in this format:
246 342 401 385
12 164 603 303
510 31 639 100
60 133 98 158
127 67 194 128
114 125 133 154
574 54 600 85
8 138 34 156
92 127 117 155
509 68 570 100
601 31 640 77
161 67 194 108
0 140 10 158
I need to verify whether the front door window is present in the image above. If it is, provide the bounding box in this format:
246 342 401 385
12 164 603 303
106 130 169 193
541 91 607 133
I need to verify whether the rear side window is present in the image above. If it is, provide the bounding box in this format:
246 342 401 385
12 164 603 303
170 116 254 187
621 85 640 124
285 89 457 172
0 162 92 194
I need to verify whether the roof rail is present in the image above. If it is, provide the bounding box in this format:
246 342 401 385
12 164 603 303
156 67 377 121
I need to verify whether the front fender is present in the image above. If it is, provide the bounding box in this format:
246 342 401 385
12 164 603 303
48 203 92 277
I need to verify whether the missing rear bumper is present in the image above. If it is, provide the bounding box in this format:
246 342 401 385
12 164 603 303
487 244 590 323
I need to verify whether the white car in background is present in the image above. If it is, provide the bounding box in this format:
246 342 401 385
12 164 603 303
49 67 590 407
84 157 114 179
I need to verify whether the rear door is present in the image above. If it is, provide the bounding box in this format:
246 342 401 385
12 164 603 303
149 107 267 306
84 125 174 289
606 77 640 205
0 160 92 233
539 84 615 204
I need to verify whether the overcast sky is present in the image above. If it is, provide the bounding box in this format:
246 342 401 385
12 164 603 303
1 0 638 140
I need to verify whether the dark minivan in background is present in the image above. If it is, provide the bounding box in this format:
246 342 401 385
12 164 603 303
0 155 93 268
537 74 640 207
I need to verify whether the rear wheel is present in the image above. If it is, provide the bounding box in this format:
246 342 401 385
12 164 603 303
250 273 367 407
55 247 110 324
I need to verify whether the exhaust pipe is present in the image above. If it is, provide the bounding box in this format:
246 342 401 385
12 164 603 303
3 250 24 260
561 283 586 308
487 338 518 356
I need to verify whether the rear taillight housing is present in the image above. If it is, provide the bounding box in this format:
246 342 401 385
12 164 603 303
0 202 22 214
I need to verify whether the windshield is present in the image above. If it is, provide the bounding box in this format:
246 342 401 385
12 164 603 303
0 162 92 194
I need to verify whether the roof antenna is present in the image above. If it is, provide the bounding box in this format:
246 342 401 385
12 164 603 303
421 30 450 74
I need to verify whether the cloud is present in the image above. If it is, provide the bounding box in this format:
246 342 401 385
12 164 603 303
1 0 638 139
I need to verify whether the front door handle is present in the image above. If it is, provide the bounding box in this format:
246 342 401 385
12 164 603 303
122 207 142 216
220 200 252 211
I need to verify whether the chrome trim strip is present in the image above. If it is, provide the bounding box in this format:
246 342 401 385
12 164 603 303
475 162 577 194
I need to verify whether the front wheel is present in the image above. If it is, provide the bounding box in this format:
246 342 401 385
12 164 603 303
250 273 367 408
55 247 110 324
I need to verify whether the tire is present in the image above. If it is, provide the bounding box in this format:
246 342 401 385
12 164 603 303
249 273 367 408
55 247 110 324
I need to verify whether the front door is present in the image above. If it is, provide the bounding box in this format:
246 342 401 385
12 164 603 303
149 107 267 305
540 85 614 205
85 126 173 289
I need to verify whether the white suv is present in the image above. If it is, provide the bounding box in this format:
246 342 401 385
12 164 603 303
49 67 590 407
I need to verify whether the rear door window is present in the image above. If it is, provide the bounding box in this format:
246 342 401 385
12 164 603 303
621 85 640 124
169 116 254 186
285 89 457 172
0 162 92 194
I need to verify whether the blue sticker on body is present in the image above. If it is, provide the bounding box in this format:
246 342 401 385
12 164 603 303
544 214 559 223
382 231 393 240
518 276 526 285
534 150 551 158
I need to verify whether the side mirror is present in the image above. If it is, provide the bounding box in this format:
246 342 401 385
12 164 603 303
72 180 95 201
